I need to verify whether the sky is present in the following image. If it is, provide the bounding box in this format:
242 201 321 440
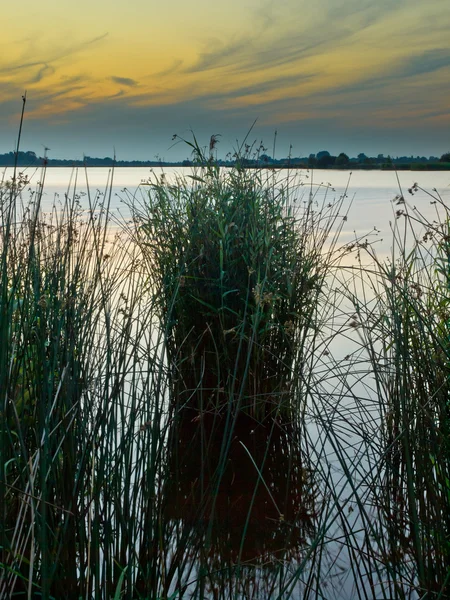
1 0 449 161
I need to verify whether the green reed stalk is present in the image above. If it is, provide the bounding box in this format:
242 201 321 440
351 185 450 597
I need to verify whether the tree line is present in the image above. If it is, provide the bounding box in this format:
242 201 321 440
0 149 449 169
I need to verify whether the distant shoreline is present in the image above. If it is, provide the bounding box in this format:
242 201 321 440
1 150 449 170
2 164 449 171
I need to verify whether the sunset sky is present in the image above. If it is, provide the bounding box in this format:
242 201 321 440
1 0 449 161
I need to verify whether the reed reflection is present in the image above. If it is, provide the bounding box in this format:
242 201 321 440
161 407 317 596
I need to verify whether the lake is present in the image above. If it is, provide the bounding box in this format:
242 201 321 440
4 166 450 254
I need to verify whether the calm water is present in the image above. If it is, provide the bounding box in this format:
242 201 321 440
4 166 450 252
3 166 449 598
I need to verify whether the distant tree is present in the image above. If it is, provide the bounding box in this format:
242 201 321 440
440 152 450 163
308 154 317 167
357 153 367 163
317 154 336 168
335 152 350 166
316 150 330 160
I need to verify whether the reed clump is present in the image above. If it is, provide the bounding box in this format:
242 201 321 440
0 166 169 599
353 186 450 597
133 140 343 423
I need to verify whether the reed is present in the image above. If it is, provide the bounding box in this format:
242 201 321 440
346 184 450 597
131 136 346 425
0 161 173 598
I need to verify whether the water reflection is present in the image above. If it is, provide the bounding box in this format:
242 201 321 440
161 408 316 597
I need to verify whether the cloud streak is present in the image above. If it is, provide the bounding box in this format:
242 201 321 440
0 33 109 75
31 64 55 84
183 0 406 76
111 76 138 87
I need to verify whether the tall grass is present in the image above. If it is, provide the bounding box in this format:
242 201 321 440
131 138 347 424
0 163 173 598
128 138 367 598
353 186 450 597
1 125 450 599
